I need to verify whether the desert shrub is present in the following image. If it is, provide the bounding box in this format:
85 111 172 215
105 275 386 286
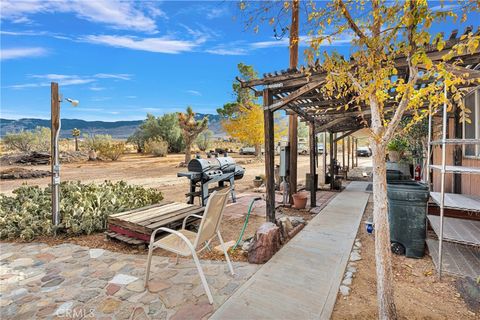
196 130 213 151
129 113 185 153
97 141 126 161
0 181 163 241
82 134 112 151
3 126 50 152
144 138 168 157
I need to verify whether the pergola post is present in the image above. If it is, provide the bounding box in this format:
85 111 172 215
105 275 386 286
347 136 351 170
329 132 334 190
351 136 354 168
309 121 316 208
323 131 327 186
263 89 276 223
354 138 358 167
342 133 345 170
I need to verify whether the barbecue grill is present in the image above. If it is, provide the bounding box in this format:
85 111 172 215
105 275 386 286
178 155 245 206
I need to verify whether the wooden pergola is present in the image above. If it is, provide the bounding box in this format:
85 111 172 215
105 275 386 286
239 26 480 222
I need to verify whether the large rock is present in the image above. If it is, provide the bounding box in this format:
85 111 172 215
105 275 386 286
248 222 281 264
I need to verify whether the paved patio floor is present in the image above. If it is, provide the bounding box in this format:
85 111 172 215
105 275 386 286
0 242 259 319
211 181 370 320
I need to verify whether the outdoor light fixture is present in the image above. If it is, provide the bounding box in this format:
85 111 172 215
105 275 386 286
51 83 79 227
65 98 79 107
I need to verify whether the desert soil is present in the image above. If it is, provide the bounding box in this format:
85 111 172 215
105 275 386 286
332 196 478 320
0 152 313 200
0 152 315 262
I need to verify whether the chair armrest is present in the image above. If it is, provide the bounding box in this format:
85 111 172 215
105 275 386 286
149 227 195 252
182 214 203 229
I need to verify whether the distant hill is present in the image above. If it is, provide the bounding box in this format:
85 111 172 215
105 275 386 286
0 113 223 139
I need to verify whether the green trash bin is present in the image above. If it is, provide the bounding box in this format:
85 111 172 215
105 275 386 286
386 169 410 182
387 181 429 258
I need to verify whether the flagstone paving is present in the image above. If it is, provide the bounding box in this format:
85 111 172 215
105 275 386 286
0 242 259 319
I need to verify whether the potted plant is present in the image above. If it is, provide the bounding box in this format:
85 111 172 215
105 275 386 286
387 138 407 162
292 191 308 209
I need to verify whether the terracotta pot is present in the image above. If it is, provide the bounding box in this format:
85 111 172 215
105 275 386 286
253 178 263 188
389 151 400 162
292 192 308 209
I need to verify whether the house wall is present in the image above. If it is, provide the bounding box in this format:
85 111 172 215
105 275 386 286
431 113 480 197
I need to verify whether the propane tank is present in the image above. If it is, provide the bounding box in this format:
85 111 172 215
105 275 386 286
414 164 421 181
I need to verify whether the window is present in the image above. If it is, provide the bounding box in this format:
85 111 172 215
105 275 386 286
463 88 480 158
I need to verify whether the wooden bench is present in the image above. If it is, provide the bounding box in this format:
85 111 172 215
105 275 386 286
107 201 205 244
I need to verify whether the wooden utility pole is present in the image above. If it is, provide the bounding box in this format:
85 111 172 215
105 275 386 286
288 0 299 203
263 89 276 223
51 82 60 226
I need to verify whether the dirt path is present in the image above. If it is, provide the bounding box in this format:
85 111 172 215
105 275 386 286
332 196 477 320
0 153 313 203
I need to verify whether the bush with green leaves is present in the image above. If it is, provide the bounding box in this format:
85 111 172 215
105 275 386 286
97 141 126 161
129 113 185 153
196 130 213 151
82 133 112 152
387 137 408 152
144 138 168 157
0 181 163 241
3 126 51 152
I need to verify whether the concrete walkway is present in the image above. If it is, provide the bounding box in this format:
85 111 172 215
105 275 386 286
211 182 370 320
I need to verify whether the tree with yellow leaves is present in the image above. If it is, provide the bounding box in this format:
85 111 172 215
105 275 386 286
240 1 480 318
222 103 264 152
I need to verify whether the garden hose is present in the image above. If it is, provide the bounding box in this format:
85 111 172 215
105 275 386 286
232 197 262 250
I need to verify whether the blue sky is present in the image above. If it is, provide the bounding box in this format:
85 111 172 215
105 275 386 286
0 1 476 121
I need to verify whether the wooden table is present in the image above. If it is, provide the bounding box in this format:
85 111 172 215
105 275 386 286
107 201 204 244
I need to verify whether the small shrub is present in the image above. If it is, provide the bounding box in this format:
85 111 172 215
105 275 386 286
387 137 408 152
196 130 213 151
82 134 112 152
3 126 50 152
97 142 126 161
144 138 168 157
0 181 163 241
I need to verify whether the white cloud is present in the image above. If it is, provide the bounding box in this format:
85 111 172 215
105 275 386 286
207 34 353 56
94 73 132 80
205 47 248 56
89 85 106 91
186 90 202 96
91 97 111 102
430 4 460 12
6 73 131 89
1 47 48 60
206 7 229 19
82 35 203 54
0 0 161 32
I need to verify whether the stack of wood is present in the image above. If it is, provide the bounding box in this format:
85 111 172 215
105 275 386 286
16 152 50 165
0 167 51 180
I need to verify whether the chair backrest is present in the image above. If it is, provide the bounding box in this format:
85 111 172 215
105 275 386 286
194 188 230 247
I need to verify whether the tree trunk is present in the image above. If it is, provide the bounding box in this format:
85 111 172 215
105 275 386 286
370 141 398 320
74 137 79 151
184 142 192 164
254 144 262 159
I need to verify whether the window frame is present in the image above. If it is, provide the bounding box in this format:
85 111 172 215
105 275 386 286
462 88 480 159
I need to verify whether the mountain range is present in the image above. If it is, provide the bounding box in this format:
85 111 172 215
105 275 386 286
0 113 223 139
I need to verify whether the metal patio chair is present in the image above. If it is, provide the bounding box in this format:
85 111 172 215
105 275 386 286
144 188 235 304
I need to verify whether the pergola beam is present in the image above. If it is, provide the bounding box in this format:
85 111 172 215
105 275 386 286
334 129 359 142
267 80 324 111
